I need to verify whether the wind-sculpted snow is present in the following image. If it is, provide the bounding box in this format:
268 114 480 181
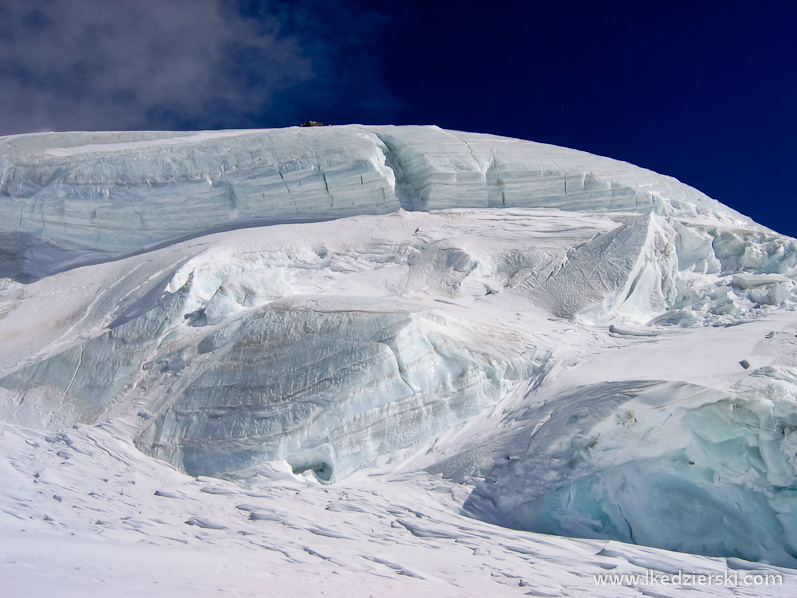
0 125 754 281
2 127 797 591
5 421 792 598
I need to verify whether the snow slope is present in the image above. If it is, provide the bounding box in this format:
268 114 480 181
1 125 797 596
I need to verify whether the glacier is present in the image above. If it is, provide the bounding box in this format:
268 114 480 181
1 125 797 595
0 125 754 280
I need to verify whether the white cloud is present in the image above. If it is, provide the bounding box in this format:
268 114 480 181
0 0 315 134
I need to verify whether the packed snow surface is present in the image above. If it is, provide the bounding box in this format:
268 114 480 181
1 125 797 596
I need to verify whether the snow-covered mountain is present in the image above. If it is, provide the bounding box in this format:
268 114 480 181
1 126 796 596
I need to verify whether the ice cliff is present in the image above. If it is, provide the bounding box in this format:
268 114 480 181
0 125 753 280
1 125 797 568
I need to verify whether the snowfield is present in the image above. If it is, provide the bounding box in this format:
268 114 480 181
1 125 796 596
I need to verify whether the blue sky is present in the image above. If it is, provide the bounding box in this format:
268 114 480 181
1 0 794 236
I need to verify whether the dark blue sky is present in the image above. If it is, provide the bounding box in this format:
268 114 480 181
1 1 795 236
381 1 797 238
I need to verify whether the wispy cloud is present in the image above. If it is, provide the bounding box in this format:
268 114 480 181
0 0 404 135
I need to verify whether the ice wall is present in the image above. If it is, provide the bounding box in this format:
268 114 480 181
0 295 544 479
429 377 797 567
140 307 545 480
0 125 755 280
